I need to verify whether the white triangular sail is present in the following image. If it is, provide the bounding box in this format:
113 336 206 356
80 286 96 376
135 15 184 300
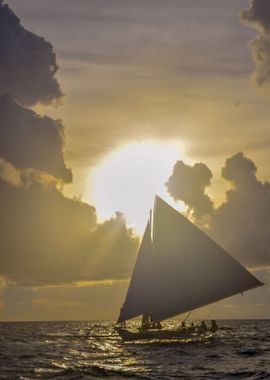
151 196 263 321
117 221 154 323
117 196 263 323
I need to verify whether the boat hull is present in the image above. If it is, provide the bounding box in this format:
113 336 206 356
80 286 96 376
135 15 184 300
114 326 208 342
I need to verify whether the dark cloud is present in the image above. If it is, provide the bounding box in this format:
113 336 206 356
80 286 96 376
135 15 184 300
210 152 270 267
0 91 138 285
241 0 270 34
0 2 139 289
166 152 270 268
0 2 62 105
0 94 72 183
166 160 213 219
240 0 270 86
0 179 139 286
221 151 257 186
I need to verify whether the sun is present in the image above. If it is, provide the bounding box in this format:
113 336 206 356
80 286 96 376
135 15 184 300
89 140 185 234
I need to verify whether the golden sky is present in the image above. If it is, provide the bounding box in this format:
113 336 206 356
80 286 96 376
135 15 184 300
0 0 269 320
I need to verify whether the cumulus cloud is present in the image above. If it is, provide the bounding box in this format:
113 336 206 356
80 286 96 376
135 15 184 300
166 152 270 268
166 160 213 219
221 151 257 186
210 152 270 267
0 94 72 183
0 2 62 105
0 3 139 290
0 179 139 286
240 0 270 86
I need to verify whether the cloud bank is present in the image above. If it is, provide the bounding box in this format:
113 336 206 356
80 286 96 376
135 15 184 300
0 2 62 105
211 152 270 267
0 1 268 319
0 3 139 290
0 178 138 286
166 152 270 268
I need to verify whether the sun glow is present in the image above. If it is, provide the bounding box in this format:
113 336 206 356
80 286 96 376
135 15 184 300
90 140 185 234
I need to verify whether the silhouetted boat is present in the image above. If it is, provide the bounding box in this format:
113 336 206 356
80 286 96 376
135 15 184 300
115 196 263 341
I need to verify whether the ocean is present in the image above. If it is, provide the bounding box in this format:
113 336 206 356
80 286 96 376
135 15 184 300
0 320 269 379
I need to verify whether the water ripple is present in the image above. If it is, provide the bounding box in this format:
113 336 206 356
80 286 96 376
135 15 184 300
0 320 269 379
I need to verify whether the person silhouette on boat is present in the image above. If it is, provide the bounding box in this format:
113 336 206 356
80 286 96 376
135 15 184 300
156 321 162 329
200 320 207 332
152 320 162 329
187 322 195 332
141 314 151 330
141 313 163 330
210 319 217 332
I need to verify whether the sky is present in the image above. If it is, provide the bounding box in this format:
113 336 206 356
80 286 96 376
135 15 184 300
0 0 269 321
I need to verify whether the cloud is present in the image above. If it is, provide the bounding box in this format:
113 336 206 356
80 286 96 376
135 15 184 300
0 94 72 183
0 158 22 187
240 0 270 86
0 279 129 321
0 2 139 290
221 151 257 186
0 0 268 320
210 152 270 267
166 160 213 219
7 0 265 183
166 152 270 268
0 2 62 106
9 0 250 76
0 179 139 286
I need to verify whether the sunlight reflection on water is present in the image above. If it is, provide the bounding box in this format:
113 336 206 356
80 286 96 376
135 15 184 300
0 320 269 379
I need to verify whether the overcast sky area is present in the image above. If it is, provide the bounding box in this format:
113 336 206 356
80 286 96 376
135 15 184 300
0 0 269 320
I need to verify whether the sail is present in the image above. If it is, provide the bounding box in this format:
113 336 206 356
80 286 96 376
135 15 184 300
117 221 154 323
151 196 263 321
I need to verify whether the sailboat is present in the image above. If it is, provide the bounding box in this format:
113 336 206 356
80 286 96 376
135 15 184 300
115 196 263 341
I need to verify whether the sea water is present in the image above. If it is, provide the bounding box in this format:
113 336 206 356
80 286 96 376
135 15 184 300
0 320 269 379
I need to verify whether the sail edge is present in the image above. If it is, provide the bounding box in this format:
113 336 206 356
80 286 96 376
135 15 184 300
151 280 264 323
